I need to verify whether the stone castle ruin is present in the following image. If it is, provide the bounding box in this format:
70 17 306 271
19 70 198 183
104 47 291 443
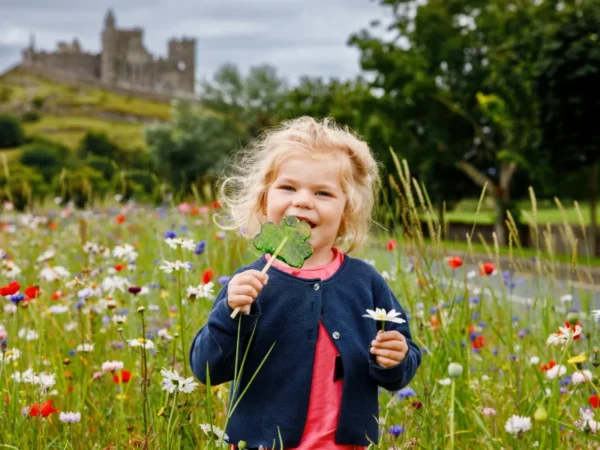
21 9 196 96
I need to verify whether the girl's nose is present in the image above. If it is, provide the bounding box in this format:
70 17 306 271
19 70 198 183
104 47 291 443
292 191 314 209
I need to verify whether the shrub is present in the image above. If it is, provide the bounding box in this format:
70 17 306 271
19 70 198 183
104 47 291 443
0 114 25 149
21 111 41 123
20 139 71 183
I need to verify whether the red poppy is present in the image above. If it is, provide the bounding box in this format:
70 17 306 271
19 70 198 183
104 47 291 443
114 263 126 272
48 221 58 230
51 290 63 301
211 200 221 209
479 262 495 276
386 239 397 251
113 370 131 384
202 268 215 285
0 281 20 297
24 285 40 299
590 395 600 408
447 256 463 269
472 335 485 350
29 399 59 417
116 215 126 224
541 360 557 371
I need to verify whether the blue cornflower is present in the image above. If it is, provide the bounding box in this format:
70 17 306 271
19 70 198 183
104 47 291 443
469 296 480 304
9 294 25 305
1 339 7 352
388 425 405 437
195 240 207 255
165 230 177 239
397 387 416 399
217 276 230 285
430 306 438 314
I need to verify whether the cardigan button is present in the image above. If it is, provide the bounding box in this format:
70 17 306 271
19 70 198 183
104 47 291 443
313 283 320 291
332 332 340 339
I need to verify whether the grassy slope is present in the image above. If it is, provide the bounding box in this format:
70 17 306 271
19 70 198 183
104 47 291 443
0 66 173 159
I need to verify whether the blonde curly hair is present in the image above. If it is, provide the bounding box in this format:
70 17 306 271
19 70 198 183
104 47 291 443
214 116 381 254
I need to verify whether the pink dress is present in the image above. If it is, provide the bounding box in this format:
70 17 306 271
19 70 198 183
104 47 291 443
260 248 365 450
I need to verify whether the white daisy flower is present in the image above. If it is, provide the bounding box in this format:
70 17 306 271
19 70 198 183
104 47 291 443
2 260 22 278
48 305 69 314
159 260 192 274
199 423 229 442
160 368 199 394
113 315 127 325
0 348 20 363
362 307 406 324
18 329 39 341
59 412 81 424
545 364 567 380
572 370 593 384
575 408 600 433
187 282 215 300
76 343 94 353
36 248 55 263
101 361 124 372
505 415 532 436
165 238 196 252
112 244 138 262
438 378 452 386
128 338 155 349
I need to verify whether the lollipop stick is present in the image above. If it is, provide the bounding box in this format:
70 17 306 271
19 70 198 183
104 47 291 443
230 236 288 319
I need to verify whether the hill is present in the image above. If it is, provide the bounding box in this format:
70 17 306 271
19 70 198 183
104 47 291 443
0 64 175 159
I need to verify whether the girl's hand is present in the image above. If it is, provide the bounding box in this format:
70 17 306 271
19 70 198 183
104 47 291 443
227 270 268 315
370 330 408 368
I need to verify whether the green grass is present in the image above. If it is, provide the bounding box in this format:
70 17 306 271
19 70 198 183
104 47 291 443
0 66 171 154
23 115 146 150
421 198 596 225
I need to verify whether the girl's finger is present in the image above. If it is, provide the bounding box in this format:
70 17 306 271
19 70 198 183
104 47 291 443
376 356 399 368
372 339 407 352
371 347 403 361
231 295 254 307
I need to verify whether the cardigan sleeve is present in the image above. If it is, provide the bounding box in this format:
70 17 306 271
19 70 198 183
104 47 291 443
367 277 422 392
189 276 262 386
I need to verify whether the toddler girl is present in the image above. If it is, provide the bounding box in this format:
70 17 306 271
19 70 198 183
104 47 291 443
190 117 421 449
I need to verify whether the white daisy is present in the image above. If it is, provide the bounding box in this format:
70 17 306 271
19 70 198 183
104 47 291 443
59 412 81 424
362 307 406 324
128 338 155 349
112 244 138 262
165 238 196 252
505 415 532 436
76 343 94 353
199 423 229 443
572 370 593 384
159 260 192 274
101 361 124 372
160 368 199 394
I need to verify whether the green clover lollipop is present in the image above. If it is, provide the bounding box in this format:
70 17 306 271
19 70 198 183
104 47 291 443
230 215 314 318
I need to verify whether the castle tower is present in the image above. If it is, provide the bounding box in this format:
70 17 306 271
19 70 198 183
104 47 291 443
168 38 196 93
101 9 117 85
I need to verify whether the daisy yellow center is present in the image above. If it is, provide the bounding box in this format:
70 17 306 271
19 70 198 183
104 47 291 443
375 313 387 320
137 338 147 344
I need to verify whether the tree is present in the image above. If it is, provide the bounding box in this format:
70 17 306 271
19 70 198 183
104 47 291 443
145 99 241 193
348 0 550 244
78 131 120 162
199 63 289 138
535 0 600 254
0 114 25 149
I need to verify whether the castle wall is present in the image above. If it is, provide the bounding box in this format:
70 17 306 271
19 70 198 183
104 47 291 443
28 52 100 79
21 10 197 97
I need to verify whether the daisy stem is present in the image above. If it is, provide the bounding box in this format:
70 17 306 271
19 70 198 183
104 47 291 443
166 391 178 449
449 379 456 449
177 262 187 376
140 311 149 445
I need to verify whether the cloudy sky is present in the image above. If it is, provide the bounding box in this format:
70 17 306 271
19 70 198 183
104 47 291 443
0 0 392 86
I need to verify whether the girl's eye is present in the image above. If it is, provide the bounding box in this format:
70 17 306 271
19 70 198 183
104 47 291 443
317 191 332 197
280 185 295 191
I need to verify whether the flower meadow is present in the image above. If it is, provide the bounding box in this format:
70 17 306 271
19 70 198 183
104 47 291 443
1 182 600 449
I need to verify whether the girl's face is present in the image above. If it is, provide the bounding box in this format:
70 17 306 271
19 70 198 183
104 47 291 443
264 153 347 267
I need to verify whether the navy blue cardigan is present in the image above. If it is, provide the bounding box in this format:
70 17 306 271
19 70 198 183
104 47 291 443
189 254 421 448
